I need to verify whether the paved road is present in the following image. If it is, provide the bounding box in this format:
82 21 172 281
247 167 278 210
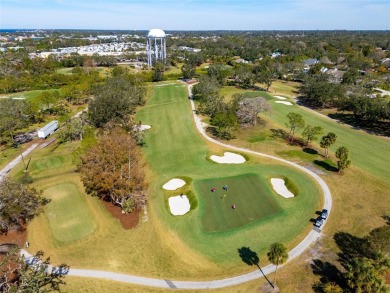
19 84 332 289
0 143 39 181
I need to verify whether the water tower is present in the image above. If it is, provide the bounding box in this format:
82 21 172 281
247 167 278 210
146 29 166 67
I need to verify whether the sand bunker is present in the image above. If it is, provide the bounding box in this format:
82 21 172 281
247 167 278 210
163 178 186 190
133 125 151 131
210 152 246 164
275 101 293 106
274 95 287 100
168 195 191 216
139 125 151 131
271 178 295 198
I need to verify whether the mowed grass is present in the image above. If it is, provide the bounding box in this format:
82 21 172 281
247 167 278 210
30 155 64 171
195 174 281 232
137 83 321 265
43 182 96 243
9 82 321 280
221 86 390 182
0 88 61 102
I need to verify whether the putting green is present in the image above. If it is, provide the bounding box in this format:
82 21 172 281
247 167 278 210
195 174 282 232
43 182 96 243
31 156 64 171
137 83 322 262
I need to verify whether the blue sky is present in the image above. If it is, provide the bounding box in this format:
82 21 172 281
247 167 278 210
1 0 389 30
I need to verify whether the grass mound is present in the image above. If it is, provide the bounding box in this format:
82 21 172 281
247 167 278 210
195 174 282 232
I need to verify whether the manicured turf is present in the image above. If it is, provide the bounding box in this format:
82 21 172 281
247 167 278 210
195 174 281 232
30 155 64 171
0 88 61 101
12 82 321 279
222 86 390 182
8 79 389 286
43 182 96 243
137 83 321 263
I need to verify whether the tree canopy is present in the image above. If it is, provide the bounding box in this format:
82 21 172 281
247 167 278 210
0 179 49 234
335 146 351 172
88 75 145 128
285 112 305 143
320 132 337 158
267 243 288 288
0 249 69 292
78 129 147 213
235 96 270 126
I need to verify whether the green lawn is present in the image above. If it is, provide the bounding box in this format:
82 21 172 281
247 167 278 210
195 174 282 232
221 86 390 182
0 88 61 102
137 83 321 263
12 82 322 279
30 155 64 172
43 182 96 243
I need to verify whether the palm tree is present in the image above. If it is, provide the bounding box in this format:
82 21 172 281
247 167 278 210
267 243 288 289
322 282 342 293
345 255 390 293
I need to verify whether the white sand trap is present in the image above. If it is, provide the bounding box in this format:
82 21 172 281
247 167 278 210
169 195 191 216
133 124 151 131
210 152 246 164
274 95 287 100
275 101 293 106
163 178 186 190
271 178 295 198
139 125 151 131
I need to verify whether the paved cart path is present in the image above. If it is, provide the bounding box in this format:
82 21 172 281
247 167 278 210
0 143 39 182
19 84 332 289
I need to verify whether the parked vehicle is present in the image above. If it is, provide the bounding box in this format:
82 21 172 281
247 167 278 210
321 209 328 219
315 216 323 228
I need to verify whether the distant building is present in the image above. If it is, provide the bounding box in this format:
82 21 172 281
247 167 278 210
177 46 201 53
303 58 319 72
303 58 319 67
326 69 344 84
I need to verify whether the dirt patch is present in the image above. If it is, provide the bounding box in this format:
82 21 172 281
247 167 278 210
0 229 27 248
101 200 140 229
258 283 280 293
185 79 198 85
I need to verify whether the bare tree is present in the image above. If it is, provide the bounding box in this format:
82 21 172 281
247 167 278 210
236 97 270 126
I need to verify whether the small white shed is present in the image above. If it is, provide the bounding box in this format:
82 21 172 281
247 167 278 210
37 121 58 139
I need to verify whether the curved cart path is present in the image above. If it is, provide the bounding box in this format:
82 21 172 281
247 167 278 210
20 84 332 290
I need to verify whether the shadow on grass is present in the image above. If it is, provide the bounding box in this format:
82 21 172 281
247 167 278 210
334 232 370 266
237 247 274 288
328 113 390 137
311 259 345 292
313 160 338 172
270 128 288 140
238 246 259 266
383 215 390 225
303 148 318 155
313 228 390 292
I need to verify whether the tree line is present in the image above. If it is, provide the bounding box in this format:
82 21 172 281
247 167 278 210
285 112 351 173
